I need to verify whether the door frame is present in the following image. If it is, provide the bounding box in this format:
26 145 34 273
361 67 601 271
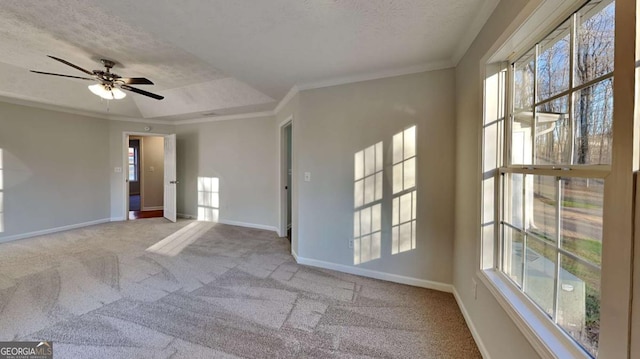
121 131 171 220
277 116 293 237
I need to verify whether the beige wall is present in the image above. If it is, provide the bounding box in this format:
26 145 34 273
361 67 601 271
453 0 540 357
292 69 456 284
141 136 164 209
0 102 110 241
176 116 278 229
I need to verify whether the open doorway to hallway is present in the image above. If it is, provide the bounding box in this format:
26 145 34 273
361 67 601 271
128 135 165 220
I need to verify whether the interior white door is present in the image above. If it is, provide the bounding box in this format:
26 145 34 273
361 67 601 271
164 134 177 222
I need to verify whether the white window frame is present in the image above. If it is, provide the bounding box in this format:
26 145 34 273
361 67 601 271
478 0 635 358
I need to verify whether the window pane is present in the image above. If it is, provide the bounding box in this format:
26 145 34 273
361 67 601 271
575 1 615 85
403 158 416 189
354 179 364 207
353 212 360 238
354 150 364 180
514 51 535 112
537 20 571 101
393 164 403 194
535 96 570 165
503 226 524 287
573 78 613 165
530 175 557 242
364 145 375 176
524 237 556 317
364 175 375 205
375 142 383 172
512 115 533 165
404 126 416 159
558 254 600 357
560 178 603 266
128 165 136 181
505 174 524 229
393 132 403 164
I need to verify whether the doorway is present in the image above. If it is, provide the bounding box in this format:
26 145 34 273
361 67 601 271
279 119 292 241
125 134 169 220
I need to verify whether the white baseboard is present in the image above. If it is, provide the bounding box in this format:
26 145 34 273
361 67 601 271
111 216 126 222
174 214 278 234
294 255 453 293
291 249 299 261
453 287 490 359
142 206 163 211
217 219 278 233
0 218 111 244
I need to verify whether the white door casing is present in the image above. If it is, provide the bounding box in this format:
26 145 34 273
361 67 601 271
164 134 177 222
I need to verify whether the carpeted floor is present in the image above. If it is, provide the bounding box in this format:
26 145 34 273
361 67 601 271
0 219 481 358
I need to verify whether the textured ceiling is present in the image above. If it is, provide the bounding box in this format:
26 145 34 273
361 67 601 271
0 0 496 123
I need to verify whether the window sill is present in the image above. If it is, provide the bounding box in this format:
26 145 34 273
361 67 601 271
477 269 591 359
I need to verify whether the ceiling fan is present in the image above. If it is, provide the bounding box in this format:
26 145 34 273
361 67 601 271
30 55 164 100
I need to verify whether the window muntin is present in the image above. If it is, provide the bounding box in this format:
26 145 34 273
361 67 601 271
498 1 614 356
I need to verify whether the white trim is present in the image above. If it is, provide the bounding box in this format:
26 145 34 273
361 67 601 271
0 94 111 120
142 206 163 211
173 111 274 125
111 216 126 222
217 219 278 233
107 116 174 125
296 61 453 91
274 86 300 115
291 249 299 261
478 270 590 359
177 213 196 219
294 255 453 293
452 287 491 359
451 0 501 65
278 117 293 238
0 218 110 244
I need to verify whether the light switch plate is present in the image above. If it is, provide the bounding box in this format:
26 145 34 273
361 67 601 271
304 172 311 182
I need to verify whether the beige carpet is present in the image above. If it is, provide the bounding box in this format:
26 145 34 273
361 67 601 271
0 219 480 358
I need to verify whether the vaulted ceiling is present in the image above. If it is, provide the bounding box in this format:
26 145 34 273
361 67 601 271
0 0 497 123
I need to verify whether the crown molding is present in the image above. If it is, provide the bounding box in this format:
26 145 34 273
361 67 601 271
296 61 453 92
273 85 300 115
451 0 501 65
173 110 275 125
106 115 176 125
0 92 112 121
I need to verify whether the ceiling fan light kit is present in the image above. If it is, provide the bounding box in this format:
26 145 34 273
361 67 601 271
31 55 164 101
88 83 126 100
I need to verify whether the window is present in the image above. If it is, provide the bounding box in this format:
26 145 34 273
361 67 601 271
128 146 139 182
391 126 417 255
492 1 615 357
353 142 383 264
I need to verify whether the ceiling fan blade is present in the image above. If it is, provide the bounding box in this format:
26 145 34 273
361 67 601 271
118 77 154 85
30 70 95 81
120 84 164 100
47 55 94 75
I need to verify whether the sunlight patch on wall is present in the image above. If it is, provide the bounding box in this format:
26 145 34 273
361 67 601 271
0 149 3 233
197 176 219 222
353 142 383 264
392 126 417 255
